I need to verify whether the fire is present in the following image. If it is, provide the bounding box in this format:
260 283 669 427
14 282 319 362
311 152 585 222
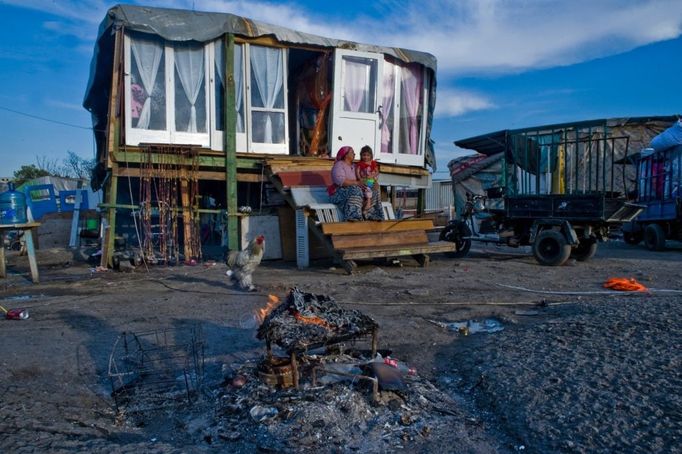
255 294 281 323
293 311 333 329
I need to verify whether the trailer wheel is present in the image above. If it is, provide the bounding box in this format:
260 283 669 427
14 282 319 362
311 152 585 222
571 239 597 261
644 224 666 251
623 231 643 245
440 222 472 258
532 230 571 266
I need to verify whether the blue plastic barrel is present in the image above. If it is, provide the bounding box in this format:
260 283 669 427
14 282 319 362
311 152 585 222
0 182 28 224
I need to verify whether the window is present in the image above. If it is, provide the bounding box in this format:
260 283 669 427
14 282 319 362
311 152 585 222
124 33 209 146
125 33 288 154
380 61 429 166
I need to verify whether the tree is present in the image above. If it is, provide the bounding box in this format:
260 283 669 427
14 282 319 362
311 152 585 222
63 151 96 179
13 165 50 186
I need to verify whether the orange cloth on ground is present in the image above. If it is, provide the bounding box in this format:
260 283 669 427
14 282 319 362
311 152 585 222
603 277 648 292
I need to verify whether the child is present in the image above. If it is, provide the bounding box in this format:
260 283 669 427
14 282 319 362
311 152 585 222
355 145 379 216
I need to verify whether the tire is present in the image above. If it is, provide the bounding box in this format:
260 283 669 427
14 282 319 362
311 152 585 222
532 229 572 266
571 239 597 262
644 224 666 251
623 231 643 245
440 222 472 258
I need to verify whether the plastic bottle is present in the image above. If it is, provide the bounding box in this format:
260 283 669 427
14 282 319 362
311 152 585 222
0 182 28 224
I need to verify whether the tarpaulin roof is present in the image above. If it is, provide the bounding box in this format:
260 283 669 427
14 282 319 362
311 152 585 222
84 4 436 118
454 116 679 156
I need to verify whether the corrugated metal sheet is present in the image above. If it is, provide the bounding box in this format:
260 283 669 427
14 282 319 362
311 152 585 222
425 180 454 211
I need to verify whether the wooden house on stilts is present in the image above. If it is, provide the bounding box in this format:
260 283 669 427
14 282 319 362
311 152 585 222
84 4 454 271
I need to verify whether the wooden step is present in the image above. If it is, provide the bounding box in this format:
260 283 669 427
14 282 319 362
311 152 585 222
338 241 457 260
321 219 433 235
331 230 428 249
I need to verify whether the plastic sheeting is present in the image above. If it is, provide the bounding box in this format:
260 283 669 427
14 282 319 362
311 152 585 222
650 119 682 152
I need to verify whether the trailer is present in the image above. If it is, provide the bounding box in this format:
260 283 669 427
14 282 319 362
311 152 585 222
622 144 682 250
442 118 654 265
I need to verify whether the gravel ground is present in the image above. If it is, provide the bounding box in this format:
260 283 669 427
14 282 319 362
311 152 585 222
0 240 680 452
445 295 682 453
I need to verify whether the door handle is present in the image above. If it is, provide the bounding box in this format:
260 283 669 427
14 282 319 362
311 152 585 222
376 105 384 128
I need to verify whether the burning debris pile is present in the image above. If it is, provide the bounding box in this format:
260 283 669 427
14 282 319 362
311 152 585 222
108 290 468 452
257 288 378 354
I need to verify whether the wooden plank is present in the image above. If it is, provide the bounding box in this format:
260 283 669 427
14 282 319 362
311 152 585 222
322 219 434 235
277 171 333 188
331 230 428 249
339 241 456 260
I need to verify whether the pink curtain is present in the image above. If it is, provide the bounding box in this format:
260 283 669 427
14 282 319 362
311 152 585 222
401 64 423 154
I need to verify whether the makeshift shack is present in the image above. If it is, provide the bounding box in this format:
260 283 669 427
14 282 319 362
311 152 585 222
83 4 441 267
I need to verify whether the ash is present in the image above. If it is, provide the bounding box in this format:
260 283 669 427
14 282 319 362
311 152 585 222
208 359 464 452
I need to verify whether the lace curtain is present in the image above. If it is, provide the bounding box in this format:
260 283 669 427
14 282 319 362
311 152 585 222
381 61 396 154
215 42 244 132
343 57 373 113
131 37 164 129
174 44 205 133
250 45 283 143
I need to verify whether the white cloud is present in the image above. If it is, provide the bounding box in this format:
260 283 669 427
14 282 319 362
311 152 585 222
436 89 494 117
367 0 682 77
9 0 682 77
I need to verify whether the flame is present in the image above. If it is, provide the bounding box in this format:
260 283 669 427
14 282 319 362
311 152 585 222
255 294 281 323
293 311 333 329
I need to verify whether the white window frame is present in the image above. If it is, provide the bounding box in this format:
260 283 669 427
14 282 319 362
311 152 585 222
208 42 288 154
123 33 211 148
208 42 247 152
245 45 289 155
380 62 429 167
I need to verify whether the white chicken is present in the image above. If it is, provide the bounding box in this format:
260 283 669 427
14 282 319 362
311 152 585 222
225 234 265 291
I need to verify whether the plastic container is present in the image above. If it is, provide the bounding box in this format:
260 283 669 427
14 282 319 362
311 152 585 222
0 183 28 225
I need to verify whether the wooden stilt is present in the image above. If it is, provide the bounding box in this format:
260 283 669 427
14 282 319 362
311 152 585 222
180 176 193 261
101 163 119 268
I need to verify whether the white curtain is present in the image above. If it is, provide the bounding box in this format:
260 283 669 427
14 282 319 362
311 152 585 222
215 42 244 132
344 58 370 112
131 38 163 129
400 64 423 154
381 61 395 154
175 44 205 133
250 46 283 143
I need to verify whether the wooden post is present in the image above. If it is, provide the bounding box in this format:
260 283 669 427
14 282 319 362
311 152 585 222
224 34 239 251
101 163 119 268
180 174 193 261
24 225 39 284
101 30 123 269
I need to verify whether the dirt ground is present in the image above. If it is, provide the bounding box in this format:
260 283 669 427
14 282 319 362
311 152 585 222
0 239 680 453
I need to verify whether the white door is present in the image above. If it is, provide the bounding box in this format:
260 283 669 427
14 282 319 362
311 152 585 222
330 50 383 159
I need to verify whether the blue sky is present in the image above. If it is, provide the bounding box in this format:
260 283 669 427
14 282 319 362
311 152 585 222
1 0 681 180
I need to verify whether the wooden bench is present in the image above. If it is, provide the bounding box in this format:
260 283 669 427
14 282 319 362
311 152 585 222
270 169 456 273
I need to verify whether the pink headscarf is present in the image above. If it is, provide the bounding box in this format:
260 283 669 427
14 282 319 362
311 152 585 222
336 146 354 161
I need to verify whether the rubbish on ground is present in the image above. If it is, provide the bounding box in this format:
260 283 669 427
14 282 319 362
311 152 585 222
603 277 648 292
514 310 539 316
231 375 247 388
0 305 29 320
429 318 503 335
250 405 278 422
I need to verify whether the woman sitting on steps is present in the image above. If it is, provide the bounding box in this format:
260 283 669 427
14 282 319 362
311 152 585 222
327 146 384 221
